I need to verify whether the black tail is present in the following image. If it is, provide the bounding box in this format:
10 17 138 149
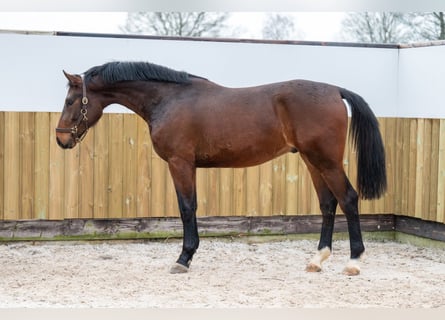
340 88 387 200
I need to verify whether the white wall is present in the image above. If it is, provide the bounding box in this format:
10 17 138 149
398 45 445 118
0 31 442 118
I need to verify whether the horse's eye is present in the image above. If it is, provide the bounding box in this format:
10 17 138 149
66 99 74 107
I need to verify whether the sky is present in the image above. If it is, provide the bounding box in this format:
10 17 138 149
0 12 346 42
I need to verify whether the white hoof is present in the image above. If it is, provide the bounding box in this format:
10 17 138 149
306 247 331 272
169 263 189 274
343 259 361 276
305 262 322 272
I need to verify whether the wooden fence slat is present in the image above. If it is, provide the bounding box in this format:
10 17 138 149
122 115 138 218
419 119 429 218
34 113 49 219
422 119 432 218
63 140 80 219
393 118 403 214
259 162 272 216
206 168 220 216
136 118 151 218
285 154 298 215
3 113 20 219
107 114 124 218
19 112 35 219
219 168 232 216
48 113 65 220
232 168 246 216
414 119 424 219
93 113 109 218
272 156 286 215
400 118 411 215
246 166 260 216
78 126 95 219
407 119 418 216
427 119 438 221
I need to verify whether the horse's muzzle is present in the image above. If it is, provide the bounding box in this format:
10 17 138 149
56 135 76 149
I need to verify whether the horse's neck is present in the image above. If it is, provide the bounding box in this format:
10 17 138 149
104 82 168 118
104 79 207 120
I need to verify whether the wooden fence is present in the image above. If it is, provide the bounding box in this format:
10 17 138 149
0 112 444 224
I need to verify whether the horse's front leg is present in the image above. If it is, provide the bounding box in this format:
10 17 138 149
167 157 199 274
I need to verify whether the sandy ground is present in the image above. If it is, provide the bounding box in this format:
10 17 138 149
0 237 444 308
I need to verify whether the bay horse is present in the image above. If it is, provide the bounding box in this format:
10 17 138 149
56 61 386 276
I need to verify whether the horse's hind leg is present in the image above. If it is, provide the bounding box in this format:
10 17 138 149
320 168 364 275
167 157 199 274
302 158 338 272
302 153 364 275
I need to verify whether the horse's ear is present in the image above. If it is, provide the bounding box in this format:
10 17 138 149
63 70 82 86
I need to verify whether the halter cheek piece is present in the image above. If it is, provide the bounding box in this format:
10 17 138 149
55 74 89 143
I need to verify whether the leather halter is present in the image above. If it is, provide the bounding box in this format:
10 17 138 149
55 74 89 143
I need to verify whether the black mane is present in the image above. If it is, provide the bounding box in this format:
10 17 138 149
83 61 194 85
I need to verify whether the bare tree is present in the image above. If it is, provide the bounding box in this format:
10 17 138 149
406 12 445 41
121 12 229 37
262 13 296 40
341 12 411 43
342 12 445 44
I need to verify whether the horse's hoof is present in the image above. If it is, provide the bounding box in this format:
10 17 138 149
342 266 360 276
169 263 189 274
306 247 330 272
305 263 322 272
342 259 360 276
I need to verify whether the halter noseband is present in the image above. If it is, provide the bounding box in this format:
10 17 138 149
55 74 89 143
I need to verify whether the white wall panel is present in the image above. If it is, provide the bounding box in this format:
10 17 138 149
398 45 445 118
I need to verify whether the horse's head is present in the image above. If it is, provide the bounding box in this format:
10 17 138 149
56 71 104 149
